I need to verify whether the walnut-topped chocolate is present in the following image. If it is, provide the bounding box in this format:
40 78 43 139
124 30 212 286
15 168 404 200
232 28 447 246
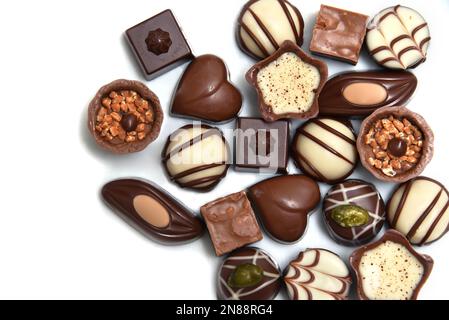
357 106 433 182
88 79 163 154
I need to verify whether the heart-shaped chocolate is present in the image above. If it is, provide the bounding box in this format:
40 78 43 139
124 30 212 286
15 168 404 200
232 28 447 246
171 54 242 123
248 175 321 243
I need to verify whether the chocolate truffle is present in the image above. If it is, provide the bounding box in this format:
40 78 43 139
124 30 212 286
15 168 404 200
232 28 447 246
350 230 434 300
366 5 430 70
292 118 358 184
237 0 304 60
87 79 163 154
201 192 263 256
162 124 230 192
387 177 449 246
357 106 434 183
246 41 328 122
248 175 320 243
235 117 289 173
310 5 368 65
323 180 386 246
284 248 352 300
217 247 281 300
125 10 194 80
171 55 242 123
101 179 204 244
318 71 417 118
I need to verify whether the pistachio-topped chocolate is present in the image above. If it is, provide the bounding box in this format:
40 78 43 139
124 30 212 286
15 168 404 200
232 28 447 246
331 205 370 228
323 180 386 246
217 248 281 300
227 264 263 288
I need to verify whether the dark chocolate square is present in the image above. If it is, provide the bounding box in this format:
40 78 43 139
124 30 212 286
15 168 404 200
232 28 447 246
125 10 194 80
310 5 368 65
235 117 289 173
200 191 263 256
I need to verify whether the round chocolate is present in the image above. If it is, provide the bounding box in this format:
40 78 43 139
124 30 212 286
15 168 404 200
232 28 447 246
236 0 304 60
323 180 386 246
292 118 358 184
217 247 281 300
284 248 352 300
387 137 407 157
366 5 430 70
387 177 449 246
87 79 163 154
357 106 434 183
120 114 138 132
162 124 230 192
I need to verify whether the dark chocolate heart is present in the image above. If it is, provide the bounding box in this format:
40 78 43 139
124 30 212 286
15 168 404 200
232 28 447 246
248 175 321 243
171 54 242 123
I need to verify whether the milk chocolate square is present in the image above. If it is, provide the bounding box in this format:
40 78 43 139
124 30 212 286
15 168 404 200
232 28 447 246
125 10 194 80
235 118 289 173
310 5 368 65
200 191 262 256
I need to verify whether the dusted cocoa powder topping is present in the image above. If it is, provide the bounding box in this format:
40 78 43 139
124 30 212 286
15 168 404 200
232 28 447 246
95 90 154 144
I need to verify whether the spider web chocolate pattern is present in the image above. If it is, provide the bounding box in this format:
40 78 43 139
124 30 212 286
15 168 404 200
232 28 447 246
324 182 385 243
284 249 351 300
366 5 430 69
218 248 281 300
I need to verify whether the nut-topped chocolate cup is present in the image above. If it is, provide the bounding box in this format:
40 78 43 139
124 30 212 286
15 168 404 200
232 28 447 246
88 79 163 154
246 40 328 122
357 106 434 183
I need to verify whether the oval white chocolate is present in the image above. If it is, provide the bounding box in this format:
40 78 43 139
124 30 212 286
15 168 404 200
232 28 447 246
257 52 320 115
359 241 424 300
239 0 302 59
342 82 387 105
165 126 228 189
388 178 449 245
133 195 170 228
295 119 357 182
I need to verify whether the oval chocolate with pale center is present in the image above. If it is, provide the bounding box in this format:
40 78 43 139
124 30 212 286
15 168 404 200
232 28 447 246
133 195 170 228
342 82 387 106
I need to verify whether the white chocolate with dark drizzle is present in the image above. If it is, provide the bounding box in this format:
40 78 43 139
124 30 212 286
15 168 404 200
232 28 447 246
366 5 430 69
284 249 351 300
388 177 449 245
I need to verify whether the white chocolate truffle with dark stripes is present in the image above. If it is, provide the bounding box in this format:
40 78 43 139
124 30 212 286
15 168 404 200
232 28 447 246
284 248 352 300
292 118 358 184
237 0 304 60
387 177 449 245
162 124 230 192
366 5 430 69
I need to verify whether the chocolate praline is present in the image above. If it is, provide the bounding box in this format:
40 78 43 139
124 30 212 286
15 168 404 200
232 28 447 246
323 180 386 246
350 230 434 300
292 118 358 184
246 40 328 122
87 79 163 154
357 106 434 183
387 176 449 246
236 0 304 60
217 247 281 300
101 178 204 245
162 124 230 192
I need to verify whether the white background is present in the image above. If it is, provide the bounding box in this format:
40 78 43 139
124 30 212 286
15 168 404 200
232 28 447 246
0 0 448 300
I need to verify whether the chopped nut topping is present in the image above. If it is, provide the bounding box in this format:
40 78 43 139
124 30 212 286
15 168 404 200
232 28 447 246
95 90 153 144
364 116 423 177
